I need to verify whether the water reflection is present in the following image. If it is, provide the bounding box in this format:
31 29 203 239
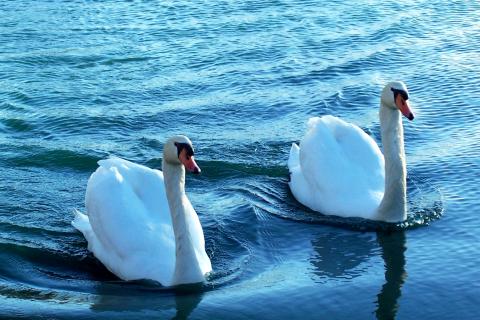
375 231 407 320
90 282 204 319
173 290 204 320
310 231 377 280
309 229 407 319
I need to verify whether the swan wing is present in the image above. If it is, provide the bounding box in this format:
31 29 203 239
289 116 385 218
78 157 175 285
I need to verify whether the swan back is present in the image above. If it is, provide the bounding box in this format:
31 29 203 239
289 116 385 218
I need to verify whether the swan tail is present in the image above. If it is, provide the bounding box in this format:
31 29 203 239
288 143 300 170
72 209 92 235
72 209 104 257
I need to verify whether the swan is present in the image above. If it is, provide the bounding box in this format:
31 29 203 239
288 82 414 222
72 135 212 286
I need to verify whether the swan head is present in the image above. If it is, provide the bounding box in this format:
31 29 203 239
381 81 414 121
163 135 201 174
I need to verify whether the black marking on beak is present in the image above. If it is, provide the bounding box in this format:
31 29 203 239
174 142 194 159
391 88 409 101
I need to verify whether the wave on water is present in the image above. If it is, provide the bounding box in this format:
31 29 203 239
5 148 101 172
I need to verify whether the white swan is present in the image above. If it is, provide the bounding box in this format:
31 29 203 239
72 135 212 286
288 82 414 222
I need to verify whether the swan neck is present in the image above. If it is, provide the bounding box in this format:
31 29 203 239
377 103 407 222
163 162 186 196
162 162 204 285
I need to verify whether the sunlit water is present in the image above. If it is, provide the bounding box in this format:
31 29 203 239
1 1 479 319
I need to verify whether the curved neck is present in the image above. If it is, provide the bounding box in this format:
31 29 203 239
376 103 407 222
162 161 204 285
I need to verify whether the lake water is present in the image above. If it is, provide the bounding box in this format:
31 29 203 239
0 1 479 319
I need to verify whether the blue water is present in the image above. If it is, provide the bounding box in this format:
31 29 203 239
1 1 479 319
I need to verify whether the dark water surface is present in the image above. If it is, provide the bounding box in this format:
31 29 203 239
1 1 479 319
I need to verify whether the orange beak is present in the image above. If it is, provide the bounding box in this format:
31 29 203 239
179 150 201 174
184 156 201 174
396 95 415 121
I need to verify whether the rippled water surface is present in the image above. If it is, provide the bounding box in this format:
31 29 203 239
1 1 479 319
